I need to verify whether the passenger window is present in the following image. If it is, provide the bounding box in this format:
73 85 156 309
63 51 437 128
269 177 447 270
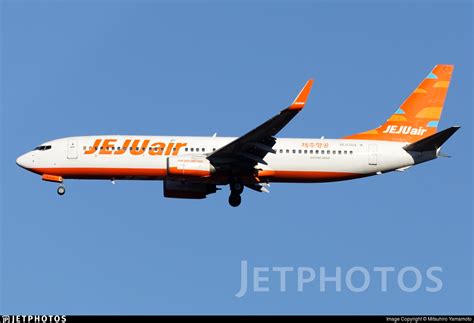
213 148 216 151
332 150 336 154
286 149 289 153
279 149 283 153
309 150 313 154
321 150 325 154
304 150 307 154
190 148 194 152
350 151 353 154
185 148 188 152
292 149 296 154
344 151 347 154
202 148 205 152
327 150 330 154
338 150 341 154
315 150 319 154
298 150 302 154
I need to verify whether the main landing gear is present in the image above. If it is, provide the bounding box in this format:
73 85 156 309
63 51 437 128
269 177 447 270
57 185 66 196
228 182 243 207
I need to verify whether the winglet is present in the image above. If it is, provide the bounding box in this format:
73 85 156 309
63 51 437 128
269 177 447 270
289 79 314 110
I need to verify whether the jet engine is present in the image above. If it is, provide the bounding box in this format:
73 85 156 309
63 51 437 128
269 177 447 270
167 156 215 178
163 180 217 199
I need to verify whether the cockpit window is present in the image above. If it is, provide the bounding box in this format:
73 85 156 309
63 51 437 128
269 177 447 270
33 145 52 151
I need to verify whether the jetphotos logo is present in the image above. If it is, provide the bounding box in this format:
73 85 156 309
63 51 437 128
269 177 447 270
235 260 443 298
1 316 66 323
382 125 428 136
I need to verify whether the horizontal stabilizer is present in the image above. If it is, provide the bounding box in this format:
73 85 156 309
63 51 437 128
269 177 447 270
404 126 460 152
395 166 412 172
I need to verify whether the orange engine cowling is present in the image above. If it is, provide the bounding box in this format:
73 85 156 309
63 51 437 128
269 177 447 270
167 156 215 178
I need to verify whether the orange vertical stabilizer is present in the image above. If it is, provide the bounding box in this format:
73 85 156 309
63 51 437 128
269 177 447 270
344 64 454 142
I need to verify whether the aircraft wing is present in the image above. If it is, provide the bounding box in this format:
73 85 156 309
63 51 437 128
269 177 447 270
207 80 313 173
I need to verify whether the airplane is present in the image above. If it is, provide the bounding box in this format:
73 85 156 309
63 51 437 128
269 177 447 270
16 64 459 207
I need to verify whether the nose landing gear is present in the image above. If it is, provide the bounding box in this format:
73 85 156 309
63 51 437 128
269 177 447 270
57 185 66 196
41 174 65 196
228 181 243 207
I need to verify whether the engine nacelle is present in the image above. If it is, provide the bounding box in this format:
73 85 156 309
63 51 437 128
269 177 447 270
167 155 215 178
163 180 217 199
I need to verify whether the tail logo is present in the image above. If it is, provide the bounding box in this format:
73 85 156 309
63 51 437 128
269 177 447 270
382 125 428 136
343 64 453 142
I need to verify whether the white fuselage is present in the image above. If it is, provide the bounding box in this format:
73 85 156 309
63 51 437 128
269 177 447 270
16 135 418 183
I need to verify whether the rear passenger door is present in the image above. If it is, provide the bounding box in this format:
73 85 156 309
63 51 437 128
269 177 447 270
368 144 377 165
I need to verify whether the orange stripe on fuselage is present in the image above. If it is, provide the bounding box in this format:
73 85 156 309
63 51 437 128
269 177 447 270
29 167 367 183
30 167 168 179
258 170 367 183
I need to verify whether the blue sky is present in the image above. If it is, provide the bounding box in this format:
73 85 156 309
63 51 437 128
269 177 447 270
1 0 472 315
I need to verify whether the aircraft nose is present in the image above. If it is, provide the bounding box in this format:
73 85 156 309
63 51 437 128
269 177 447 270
16 153 31 169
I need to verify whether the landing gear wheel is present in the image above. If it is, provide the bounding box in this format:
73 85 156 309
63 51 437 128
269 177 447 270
228 193 241 207
57 185 66 196
230 182 244 194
